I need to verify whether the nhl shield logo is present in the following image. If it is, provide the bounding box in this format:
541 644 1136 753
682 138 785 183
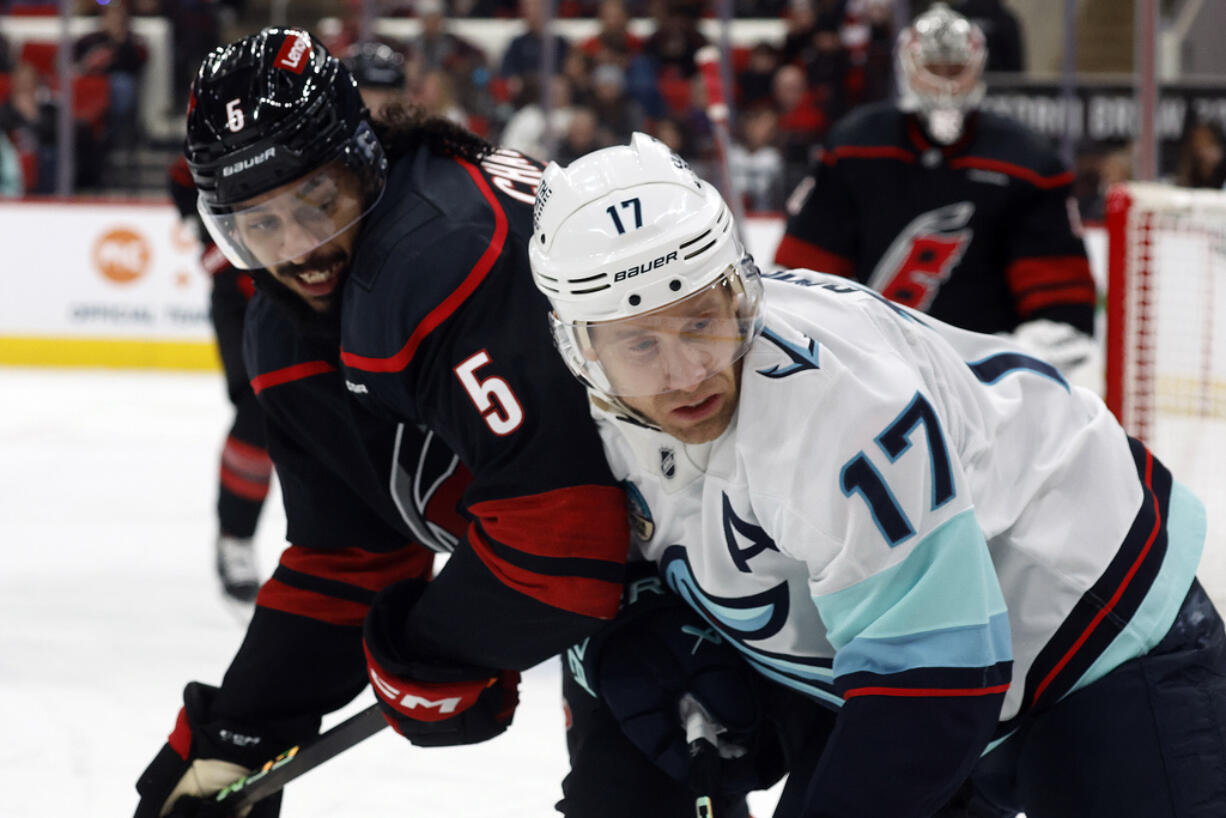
659 447 676 479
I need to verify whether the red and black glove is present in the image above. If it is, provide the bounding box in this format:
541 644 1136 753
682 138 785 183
362 578 520 747
133 682 317 818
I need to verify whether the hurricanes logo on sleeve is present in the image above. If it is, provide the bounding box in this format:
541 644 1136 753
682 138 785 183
867 202 973 312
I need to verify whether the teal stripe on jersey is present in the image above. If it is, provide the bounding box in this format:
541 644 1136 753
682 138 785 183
743 653 846 709
1067 481 1206 697
816 510 1010 669
834 611 1013 678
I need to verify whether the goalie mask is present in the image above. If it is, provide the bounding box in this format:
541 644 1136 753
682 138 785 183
896 3 986 145
529 132 763 401
185 27 387 271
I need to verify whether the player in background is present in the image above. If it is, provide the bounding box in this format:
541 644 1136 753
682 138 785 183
774 3 1099 387
531 133 1226 817
169 155 272 604
134 28 630 817
342 40 408 119
162 42 412 607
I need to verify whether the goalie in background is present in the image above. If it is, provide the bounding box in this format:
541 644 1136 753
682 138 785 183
774 3 1099 391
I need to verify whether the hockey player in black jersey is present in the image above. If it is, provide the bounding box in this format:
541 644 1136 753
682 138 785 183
133 27 632 817
168 153 272 604
775 3 1098 383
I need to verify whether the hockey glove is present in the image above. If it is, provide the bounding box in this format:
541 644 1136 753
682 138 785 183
363 578 519 747
574 564 785 795
133 682 317 818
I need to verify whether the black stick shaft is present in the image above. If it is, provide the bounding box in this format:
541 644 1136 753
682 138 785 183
197 705 388 816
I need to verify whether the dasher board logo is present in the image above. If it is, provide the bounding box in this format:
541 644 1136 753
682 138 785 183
275 33 311 73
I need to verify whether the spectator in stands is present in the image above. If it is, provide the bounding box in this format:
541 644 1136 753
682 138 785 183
580 0 642 67
166 0 224 112
344 41 410 120
956 0 1024 72
499 0 571 105
73 0 148 148
499 74 575 160
639 0 706 80
772 62 824 188
554 105 605 164
652 116 688 157
737 42 782 109
0 130 22 196
1175 120 1226 190
409 0 491 121
588 61 644 145
415 68 470 128
0 60 59 193
729 104 784 212
560 48 595 106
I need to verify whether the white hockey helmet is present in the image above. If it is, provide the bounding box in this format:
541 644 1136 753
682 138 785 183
530 132 763 398
896 2 986 144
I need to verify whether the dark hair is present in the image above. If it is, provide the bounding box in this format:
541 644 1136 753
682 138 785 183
372 102 493 165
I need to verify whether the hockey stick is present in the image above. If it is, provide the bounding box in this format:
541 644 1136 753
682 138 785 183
196 704 388 817
695 44 746 232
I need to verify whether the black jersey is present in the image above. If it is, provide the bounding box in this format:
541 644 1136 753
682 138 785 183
213 146 629 727
774 103 1095 336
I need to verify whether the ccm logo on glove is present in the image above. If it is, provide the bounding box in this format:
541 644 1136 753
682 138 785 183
365 654 495 721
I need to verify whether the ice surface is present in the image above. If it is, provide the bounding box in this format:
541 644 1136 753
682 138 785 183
0 367 785 817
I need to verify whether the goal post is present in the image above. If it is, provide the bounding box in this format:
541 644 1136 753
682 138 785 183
1105 181 1225 599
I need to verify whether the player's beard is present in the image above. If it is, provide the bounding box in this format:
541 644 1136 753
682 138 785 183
270 246 350 316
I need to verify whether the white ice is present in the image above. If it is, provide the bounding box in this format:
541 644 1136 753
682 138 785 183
0 367 786 817
3 367 1222 818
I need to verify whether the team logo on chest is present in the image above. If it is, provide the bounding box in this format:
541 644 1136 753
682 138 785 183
867 201 974 312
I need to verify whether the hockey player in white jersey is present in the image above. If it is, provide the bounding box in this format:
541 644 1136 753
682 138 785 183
530 133 1226 818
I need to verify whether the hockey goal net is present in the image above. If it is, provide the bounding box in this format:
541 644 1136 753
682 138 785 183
1106 182 1224 590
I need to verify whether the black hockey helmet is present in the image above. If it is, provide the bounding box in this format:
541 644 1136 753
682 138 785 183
342 41 406 90
185 27 388 269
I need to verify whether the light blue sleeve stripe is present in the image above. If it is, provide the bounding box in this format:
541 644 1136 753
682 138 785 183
815 509 1011 667
834 611 1013 677
1068 480 1206 696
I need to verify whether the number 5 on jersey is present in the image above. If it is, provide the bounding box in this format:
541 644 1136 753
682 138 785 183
455 351 524 436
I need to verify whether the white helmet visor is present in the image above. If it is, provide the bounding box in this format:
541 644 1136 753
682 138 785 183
198 159 383 271
552 258 763 397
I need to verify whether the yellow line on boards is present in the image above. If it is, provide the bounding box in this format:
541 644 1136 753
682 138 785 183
0 337 221 371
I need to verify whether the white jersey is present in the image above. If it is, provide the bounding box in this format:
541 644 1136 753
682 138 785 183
594 272 1205 726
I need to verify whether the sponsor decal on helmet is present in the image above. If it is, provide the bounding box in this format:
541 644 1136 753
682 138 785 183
221 146 277 177
612 251 678 282
274 33 311 74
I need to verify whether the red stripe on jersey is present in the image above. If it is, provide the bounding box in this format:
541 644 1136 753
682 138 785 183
949 157 1074 189
774 234 855 277
250 360 337 395
220 466 271 501
222 435 272 477
1007 256 1097 317
843 682 1010 700
468 525 623 619
278 544 434 591
168 706 192 760
1032 450 1162 705
256 577 371 627
466 485 629 618
1015 284 1099 318
340 159 509 374
826 145 916 164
